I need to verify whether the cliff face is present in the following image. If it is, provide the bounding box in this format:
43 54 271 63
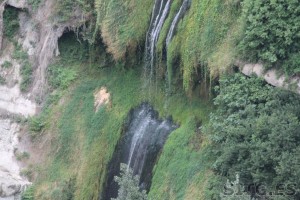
0 0 87 198
0 0 299 199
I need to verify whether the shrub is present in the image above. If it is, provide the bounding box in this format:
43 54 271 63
1 61 13 68
29 116 46 136
112 163 148 200
20 61 33 92
0 75 6 85
3 6 19 39
16 151 30 161
207 73 300 198
47 64 77 89
282 52 300 76
22 186 35 200
27 0 41 11
12 44 33 92
240 0 300 70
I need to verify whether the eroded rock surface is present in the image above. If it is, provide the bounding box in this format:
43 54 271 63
0 45 36 117
0 119 30 200
238 62 300 94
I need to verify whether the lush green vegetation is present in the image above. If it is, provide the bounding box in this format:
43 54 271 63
206 74 300 198
22 186 35 200
160 0 242 90
3 7 34 91
27 30 212 200
1 61 12 68
240 0 300 75
113 164 147 200
27 0 42 11
16 1 300 200
3 6 19 39
12 44 33 92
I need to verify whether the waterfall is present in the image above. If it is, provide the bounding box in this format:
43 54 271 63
102 103 177 199
144 0 172 82
166 0 191 46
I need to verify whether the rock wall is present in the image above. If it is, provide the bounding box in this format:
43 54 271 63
0 119 31 200
238 61 300 94
0 0 89 199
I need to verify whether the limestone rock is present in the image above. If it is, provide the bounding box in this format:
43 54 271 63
0 119 31 200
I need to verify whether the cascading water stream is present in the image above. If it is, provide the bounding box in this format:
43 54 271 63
144 0 172 86
102 103 177 199
166 0 191 46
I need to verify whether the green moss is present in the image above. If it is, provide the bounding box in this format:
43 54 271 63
156 0 183 55
94 0 153 59
33 57 212 199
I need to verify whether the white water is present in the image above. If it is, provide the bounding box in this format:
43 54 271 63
125 104 176 178
127 109 152 170
145 0 172 82
166 0 191 46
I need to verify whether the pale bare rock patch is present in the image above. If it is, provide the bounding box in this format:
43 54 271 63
0 119 31 200
237 61 300 94
94 87 110 112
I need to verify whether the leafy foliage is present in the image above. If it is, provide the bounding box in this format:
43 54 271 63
12 44 33 92
112 163 147 200
22 186 35 200
0 75 5 85
3 6 19 39
29 116 46 134
207 73 300 198
27 0 42 11
54 0 93 22
1 61 12 68
240 0 300 72
48 64 77 89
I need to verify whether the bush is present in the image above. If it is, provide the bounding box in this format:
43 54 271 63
27 0 41 11
12 44 33 92
240 0 300 70
22 186 35 200
112 163 147 200
20 61 33 92
47 64 77 89
16 151 30 161
29 116 46 136
207 73 300 198
1 61 13 68
282 52 300 76
3 6 19 39
0 75 6 85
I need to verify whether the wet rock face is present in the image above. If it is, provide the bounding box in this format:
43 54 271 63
102 103 177 199
0 119 30 200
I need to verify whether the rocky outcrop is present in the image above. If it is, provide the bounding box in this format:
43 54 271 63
238 62 300 94
0 119 31 200
0 1 89 199
0 44 37 117
7 0 28 9
0 0 88 99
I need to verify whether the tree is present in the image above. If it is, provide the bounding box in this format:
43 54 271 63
112 163 147 200
207 74 300 198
